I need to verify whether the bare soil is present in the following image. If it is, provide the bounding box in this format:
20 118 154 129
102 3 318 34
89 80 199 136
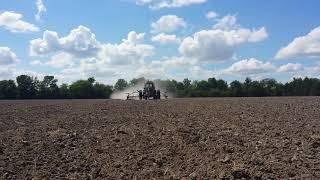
0 97 320 179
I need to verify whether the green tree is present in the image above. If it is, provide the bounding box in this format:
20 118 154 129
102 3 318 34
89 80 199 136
217 79 228 91
114 79 128 91
208 78 218 89
69 78 95 98
38 76 59 98
196 80 210 91
243 77 252 96
0 80 17 99
309 78 320 96
230 80 243 97
183 78 191 88
59 84 70 98
248 81 265 97
88 77 96 84
93 83 113 98
16 75 37 99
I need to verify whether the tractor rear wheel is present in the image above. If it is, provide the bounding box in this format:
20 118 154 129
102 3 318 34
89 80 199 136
139 91 143 100
157 90 161 99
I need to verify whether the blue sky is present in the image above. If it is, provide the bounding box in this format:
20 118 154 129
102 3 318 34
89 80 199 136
0 0 320 84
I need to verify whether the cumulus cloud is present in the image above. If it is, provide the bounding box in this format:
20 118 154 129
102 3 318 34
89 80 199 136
98 31 154 65
30 26 154 67
275 26 320 59
46 53 74 68
248 27 268 43
206 11 218 20
32 52 75 68
27 24 158 83
0 47 18 65
0 66 16 80
63 58 117 78
29 28 154 82
30 26 154 66
0 47 18 79
190 65 217 79
275 64 320 79
30 25 100 57
151 15 186 33
0 11 39 33
35 0 47 21
150 56 196 68
179 28 268 62
134 0 207 9
225 58 275 75
212 15 238 30
277 63 304 73
179 15 268 62
134 57 194 80
151 33 180 44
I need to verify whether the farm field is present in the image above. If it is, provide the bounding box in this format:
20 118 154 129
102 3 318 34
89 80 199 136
0 97 320 179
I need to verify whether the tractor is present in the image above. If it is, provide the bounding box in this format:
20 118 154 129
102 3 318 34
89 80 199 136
138 81 161 100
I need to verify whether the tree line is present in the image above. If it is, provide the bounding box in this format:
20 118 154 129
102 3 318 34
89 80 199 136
0 75 112 99
0 75 320 99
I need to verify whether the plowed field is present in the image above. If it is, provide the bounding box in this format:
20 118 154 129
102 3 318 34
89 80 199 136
1 97 320 179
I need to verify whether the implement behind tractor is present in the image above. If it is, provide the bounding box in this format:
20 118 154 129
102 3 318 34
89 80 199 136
126 81 168 100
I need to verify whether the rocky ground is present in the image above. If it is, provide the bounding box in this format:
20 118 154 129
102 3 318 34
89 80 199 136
0 97 320 179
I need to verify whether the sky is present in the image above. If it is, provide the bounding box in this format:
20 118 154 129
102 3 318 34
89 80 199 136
0 0 320 84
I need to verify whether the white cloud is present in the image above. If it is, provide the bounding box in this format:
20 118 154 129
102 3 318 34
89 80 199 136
179 15 268 62
0 47 18 65
29 30 60 55
190 65 217 79
248 27 268 43
0 11 39 33
206 11 218 20
276 26 320 59
277 63 304 73
30 25 100 57
30 60 42 66
28 25 157 83
30 28 153 62
0 66 16 80
29 29 154 82
35 0 47 21
151 33 180 44
136 57 216 80
126 31 145 43
30 53 74 68
70 58 117 78
98 31 154 65
179 28 268 62
149 56 196 68
151 15 186 33
212 14 268 43
30 27 152 67
134 0 153 6
0 47 18 80
276 64 320 79
135 0 207 9
225 58 275 75
213 15 238 30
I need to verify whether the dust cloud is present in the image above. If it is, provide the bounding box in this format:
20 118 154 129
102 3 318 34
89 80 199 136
110 82 145 100
110 80 174 100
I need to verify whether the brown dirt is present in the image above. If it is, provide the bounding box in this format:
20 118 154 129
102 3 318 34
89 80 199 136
0 97 320 179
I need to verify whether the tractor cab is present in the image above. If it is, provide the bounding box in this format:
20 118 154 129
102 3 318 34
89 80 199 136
139 81 161 100
144 81 155 90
